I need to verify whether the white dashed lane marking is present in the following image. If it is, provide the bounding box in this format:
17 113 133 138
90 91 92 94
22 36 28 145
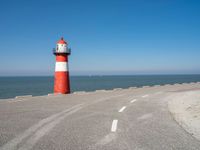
111 120 118 132
130 99 137 103
118 106 126 112
142 95 149 98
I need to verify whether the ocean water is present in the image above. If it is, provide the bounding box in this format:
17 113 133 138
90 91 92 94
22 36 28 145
0 75 200 99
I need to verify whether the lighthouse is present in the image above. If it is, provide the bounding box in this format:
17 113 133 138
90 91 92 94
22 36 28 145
53 37 71 94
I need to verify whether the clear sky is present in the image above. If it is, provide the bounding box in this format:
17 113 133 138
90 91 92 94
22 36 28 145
0 0 200 76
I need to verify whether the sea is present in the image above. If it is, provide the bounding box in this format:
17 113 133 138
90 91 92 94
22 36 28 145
0 75 200 99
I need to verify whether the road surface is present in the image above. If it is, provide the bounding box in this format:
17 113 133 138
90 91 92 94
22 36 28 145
0 83 200 150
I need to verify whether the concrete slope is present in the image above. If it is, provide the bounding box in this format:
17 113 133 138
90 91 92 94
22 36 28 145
168 90 200 141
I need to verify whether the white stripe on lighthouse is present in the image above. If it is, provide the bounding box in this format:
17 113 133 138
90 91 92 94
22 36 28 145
55 62 68 72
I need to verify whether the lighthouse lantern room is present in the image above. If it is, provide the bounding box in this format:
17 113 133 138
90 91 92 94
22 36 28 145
53 37 71 54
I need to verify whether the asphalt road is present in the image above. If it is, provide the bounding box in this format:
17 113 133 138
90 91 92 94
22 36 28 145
1 83 200 150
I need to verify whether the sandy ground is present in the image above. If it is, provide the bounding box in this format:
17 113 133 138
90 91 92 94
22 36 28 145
168 90 200 141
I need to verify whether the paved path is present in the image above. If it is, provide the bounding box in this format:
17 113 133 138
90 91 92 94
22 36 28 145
0 83 200 150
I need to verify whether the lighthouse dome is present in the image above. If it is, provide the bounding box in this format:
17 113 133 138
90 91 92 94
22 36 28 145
57 37 67 45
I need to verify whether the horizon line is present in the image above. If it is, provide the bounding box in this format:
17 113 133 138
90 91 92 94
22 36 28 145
1 73 200 77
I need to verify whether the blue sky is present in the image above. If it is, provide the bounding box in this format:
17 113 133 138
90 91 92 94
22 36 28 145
0 0 200 76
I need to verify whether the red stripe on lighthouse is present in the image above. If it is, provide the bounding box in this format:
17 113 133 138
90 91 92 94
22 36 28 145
54 72 70 94
56 55 68 62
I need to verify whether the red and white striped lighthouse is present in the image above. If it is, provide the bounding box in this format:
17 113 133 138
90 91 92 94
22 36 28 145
53 37 71 94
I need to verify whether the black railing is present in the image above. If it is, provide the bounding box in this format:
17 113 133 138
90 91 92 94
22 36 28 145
53 48 71 55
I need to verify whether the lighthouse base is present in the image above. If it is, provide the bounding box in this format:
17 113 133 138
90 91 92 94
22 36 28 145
54 72 70 94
